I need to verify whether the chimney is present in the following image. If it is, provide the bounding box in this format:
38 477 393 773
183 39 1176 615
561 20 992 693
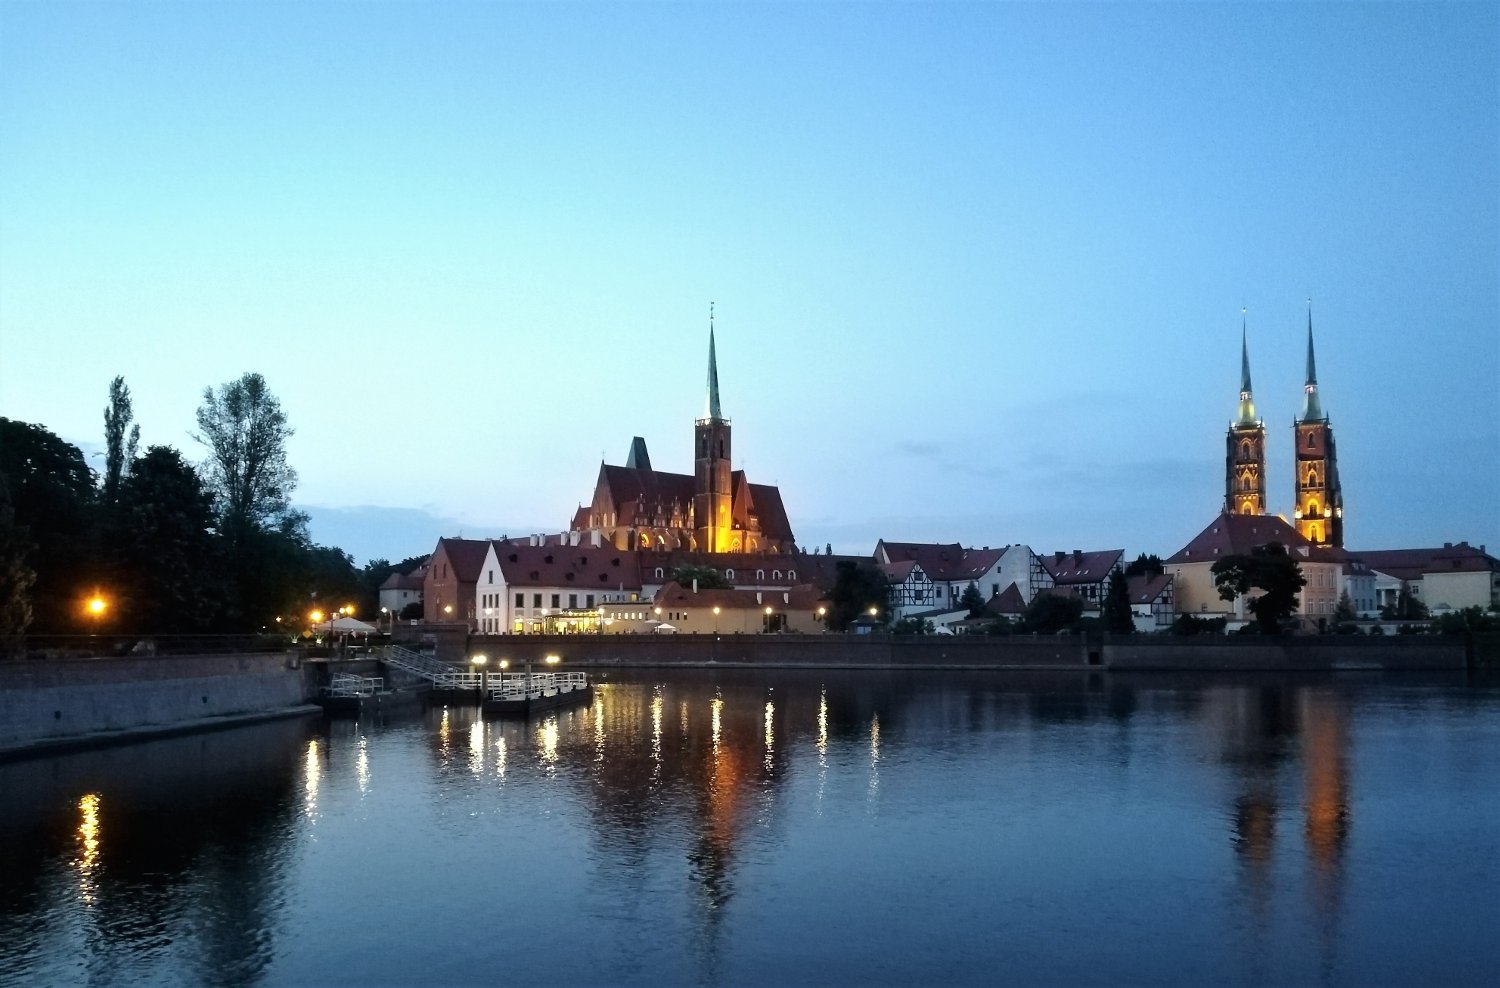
1073 550 1083 563
1444 542 1452 548
590 530 602 548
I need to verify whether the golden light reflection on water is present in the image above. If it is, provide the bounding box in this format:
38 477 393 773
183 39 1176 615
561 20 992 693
711 696 724 758
537 717 559 765
469 719 484 776
304 739 321 819
75 793 101 904
594 696 606 763
438 708 452 765
495 735 508 778
817 690 828 756
356 736 371 794
763 701 775 772
868 713 881 801
651 690 664 777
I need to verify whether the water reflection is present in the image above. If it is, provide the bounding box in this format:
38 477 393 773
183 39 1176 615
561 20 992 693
1 671 1495 988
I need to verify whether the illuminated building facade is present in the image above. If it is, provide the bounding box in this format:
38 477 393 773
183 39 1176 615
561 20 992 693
570 315 795 554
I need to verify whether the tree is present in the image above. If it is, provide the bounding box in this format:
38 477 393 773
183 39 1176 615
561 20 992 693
1124 553 1164 580
111 445 225 633
670 564 732 590
0 418 98 632
1211 542 1307 636
1021 593 1083 634
194 373 297 545
893 616 935 635
1103 569 1134 634
825 561 889 631
102 375 140 507
959 582 985 616
1381 582 1429 622
0 476 36 637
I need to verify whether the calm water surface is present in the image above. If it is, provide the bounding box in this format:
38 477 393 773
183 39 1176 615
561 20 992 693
2 669 1498 987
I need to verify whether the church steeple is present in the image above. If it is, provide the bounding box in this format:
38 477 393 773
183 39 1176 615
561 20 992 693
694 304 734 552
1226 309 1267 516
705 304 723 421
1299 302 1325 422
1292 300 1342 547
1235 310 1259 427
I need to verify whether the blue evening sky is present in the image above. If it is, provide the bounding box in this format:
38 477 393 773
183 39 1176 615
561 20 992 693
2 2 1496 565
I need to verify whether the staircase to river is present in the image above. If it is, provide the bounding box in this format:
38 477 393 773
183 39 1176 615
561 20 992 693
380 646 473 687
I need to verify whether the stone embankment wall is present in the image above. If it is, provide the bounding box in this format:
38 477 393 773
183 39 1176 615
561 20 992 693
464 634 1094 668
1104 637 1465 671
453 632 1465 672
0 653 317 753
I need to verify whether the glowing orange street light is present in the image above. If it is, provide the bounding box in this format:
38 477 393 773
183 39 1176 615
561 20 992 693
85 594 108 619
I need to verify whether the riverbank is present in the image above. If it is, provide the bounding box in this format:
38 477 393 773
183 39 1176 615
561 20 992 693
0 652 319 761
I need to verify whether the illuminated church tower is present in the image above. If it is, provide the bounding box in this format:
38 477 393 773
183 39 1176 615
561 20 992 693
693 311 734 553
1226 312 1267 515
1292 305 1343 547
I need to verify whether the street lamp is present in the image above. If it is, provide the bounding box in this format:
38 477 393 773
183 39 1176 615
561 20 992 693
765 604 774 634
713 605 721 634
472 653 488 695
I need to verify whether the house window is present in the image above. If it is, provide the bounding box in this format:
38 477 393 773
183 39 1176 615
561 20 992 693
488 571 494 584
551 594 560 609
725 569 735 580
586 594 595 607
757 570 765 581
533 594 542 608
515 593 524 607
655 568 664 579
569 594 578 609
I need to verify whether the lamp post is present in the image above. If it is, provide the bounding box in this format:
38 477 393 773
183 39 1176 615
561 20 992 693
713 605 721 635
765 604 774 634
472 653 488 697
817 605 827 631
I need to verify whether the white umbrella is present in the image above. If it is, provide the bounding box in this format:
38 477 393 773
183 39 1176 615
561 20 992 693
318 616 379 634
653 623 678 633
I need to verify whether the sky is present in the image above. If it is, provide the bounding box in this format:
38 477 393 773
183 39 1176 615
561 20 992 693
2 2 1496 567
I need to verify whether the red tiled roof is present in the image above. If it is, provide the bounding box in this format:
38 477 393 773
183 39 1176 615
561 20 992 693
379 570 425 591
875 541 1005 582
1041 549 1124 585
436 537 492 583
880 560 919 583
1127 573 1173 605
652 581 826 612
493 542 642 590
983 582 1027 616
1354 543 1499 581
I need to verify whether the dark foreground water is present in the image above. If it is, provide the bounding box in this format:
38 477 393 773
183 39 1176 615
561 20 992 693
2 669 1498 987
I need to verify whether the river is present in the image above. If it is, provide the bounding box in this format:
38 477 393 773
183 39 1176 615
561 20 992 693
2 669 1497 986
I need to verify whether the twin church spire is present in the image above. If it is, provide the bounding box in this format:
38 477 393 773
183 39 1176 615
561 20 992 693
1225 302 1342 547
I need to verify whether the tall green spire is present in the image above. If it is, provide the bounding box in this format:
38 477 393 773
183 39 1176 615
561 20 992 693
1235 309 1258 426
1299 300 1325 422
704 303 723 421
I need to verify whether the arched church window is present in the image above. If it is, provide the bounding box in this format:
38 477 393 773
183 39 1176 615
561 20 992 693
640 533 650 547
1307 433 1315 448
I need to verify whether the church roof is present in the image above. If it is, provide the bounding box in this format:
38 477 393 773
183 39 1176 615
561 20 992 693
1167 512 1313 564
746 480 794 543
599 464 696 521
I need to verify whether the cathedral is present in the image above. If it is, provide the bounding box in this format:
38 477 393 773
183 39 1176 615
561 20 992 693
1223 305 1343 548
569 316 796 554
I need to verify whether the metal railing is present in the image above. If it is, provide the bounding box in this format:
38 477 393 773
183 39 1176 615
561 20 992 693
326 674 385 697
485 671 589 702
382 645 462 683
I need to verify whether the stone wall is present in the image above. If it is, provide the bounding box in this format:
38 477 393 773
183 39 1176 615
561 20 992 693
0 653 317 751
1103 636 1465 671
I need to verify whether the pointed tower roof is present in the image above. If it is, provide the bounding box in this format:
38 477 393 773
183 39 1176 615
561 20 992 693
1234 310 1259 427
704 305 724 421
1299 301 1325 422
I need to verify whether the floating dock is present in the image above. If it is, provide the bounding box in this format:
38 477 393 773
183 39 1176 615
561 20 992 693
481 671 592 717
319 674 425 716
